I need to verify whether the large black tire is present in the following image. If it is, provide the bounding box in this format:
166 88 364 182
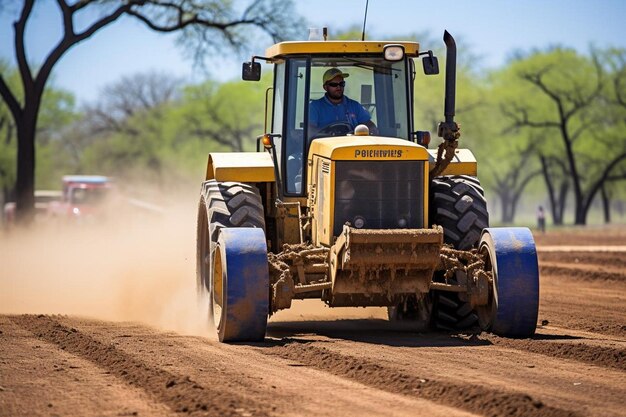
432 274 481 331
196 180 265 295
388 176 489 328
430 175 489 331
430 175 488 250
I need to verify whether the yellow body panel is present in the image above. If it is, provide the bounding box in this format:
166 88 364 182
427 148 477 176
265 41 420 59
205 152 275 182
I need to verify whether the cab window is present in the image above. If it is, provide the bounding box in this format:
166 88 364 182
283 58 308 194
307 57 409 141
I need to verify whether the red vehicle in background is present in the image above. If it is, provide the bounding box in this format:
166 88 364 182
47 175 115 222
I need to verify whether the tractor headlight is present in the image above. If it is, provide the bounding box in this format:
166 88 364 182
384 44 405 61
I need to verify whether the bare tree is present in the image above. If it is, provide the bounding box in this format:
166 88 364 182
0 0 302 224
486 136 541 224
85 71 183 136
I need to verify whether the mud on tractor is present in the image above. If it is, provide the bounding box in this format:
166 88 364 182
196 31 540 342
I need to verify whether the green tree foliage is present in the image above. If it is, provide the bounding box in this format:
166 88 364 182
499 47 626 225
475 66 544 224
180 74 272 152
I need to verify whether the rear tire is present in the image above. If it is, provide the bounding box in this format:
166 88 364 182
196 181 267 341
432 272 480 331
430 175 488 250
197 181 265 294
429 175 489 331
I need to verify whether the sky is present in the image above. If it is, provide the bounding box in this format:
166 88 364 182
1 0 625 105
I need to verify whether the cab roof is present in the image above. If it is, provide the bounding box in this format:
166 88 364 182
265 41 420 59
62 175 110 184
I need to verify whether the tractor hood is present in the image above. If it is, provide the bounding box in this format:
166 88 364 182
308 136 430 161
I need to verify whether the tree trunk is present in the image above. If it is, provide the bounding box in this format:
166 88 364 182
574 204 587 225
601 186 611 224
15 115 36 225
499 191 514 224
555 181 568 225
510 192 521 224
13 92 42 225
541 156 560 225
560 122 586 225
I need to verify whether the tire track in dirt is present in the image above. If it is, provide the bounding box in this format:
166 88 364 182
539 263 625 282
485 333 626 372
260 340 579 417
537 246 626 253
9 314 269 417
537 251 626 282
538 272 626 338
539 251 626 270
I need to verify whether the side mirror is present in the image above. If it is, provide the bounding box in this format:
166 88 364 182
242 61 261 81
422 54 439 75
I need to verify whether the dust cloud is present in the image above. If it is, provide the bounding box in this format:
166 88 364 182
0 184 389 339
0 185 213 338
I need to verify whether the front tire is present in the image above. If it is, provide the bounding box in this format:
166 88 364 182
197 181 265 294
196 181 267 341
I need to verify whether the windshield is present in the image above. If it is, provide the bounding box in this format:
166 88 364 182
308 57 409 140
278 56 410 195
70 187 110 205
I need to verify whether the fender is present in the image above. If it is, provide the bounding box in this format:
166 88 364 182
427 148 477 176
205 152 276 182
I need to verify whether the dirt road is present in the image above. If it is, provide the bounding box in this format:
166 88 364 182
1 220 625 417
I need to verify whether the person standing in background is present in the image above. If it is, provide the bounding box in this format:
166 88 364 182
537 205 546 233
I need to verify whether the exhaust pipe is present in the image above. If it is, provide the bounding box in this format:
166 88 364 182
443 31 456 126
437 30 460 142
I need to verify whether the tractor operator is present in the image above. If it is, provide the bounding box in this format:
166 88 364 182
309 68 378 136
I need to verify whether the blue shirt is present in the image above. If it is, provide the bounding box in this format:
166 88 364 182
309 94 371 130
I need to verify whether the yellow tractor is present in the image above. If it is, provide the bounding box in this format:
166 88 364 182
196 31 540 342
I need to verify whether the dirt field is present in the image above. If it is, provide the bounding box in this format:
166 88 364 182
1 216 625 417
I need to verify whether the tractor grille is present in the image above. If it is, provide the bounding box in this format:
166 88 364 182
333 160 425 236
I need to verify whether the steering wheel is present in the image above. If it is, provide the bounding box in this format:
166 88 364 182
311 121 353 139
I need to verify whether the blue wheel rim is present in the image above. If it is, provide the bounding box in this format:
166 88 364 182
480 227 540 338
214 227 268 342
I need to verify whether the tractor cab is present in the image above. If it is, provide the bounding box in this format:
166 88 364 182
243 40 439 195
